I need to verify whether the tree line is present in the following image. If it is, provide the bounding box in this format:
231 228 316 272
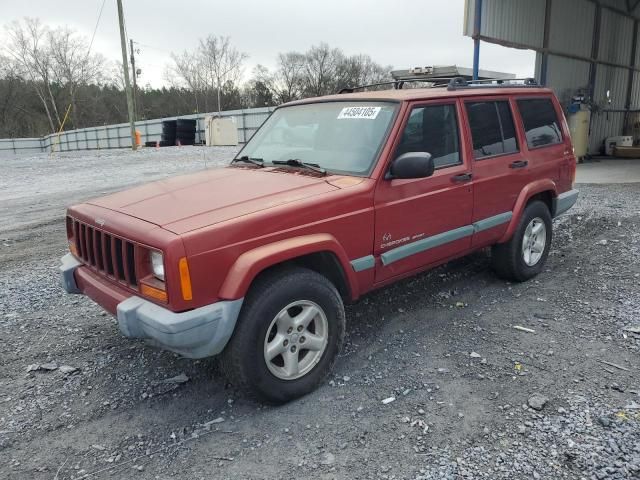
0 18 392 138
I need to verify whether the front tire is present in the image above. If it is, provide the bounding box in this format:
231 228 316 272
491 200 552 282
220 267 345 404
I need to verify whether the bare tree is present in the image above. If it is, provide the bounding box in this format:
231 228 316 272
166 51 207 111
199 35 247 112
3 18 59 132
170 35 247 113
336 54 391 90
302 43 343 97
48 26 105 127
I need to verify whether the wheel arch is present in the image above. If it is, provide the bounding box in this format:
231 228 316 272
498 180 557 244
218 234 358 301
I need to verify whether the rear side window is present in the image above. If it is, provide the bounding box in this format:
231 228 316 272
466 101 519 159
516 98 563 148
396 104 461 169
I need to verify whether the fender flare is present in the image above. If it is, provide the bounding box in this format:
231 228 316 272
218 233 359 300
498 179 558 244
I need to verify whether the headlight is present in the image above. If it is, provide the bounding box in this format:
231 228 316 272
150 251 165 281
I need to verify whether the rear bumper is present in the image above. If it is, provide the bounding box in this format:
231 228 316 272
59 253 243 358
552 189 579 217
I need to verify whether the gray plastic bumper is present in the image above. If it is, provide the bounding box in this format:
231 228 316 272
553 189 579 217
60 253 82 294
117 296 243 359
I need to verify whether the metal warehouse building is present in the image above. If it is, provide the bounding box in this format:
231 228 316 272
464 0 640 154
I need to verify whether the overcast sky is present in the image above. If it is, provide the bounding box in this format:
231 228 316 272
2 0 536 88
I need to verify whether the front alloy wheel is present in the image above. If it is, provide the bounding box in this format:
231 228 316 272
221 267 345 403
264 300 329 380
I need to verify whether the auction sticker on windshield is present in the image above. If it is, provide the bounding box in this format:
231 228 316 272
337 106 381 120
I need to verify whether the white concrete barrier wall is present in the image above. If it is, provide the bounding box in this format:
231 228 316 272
1 106 275 154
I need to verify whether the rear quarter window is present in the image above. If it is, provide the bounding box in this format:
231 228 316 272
516 98 563 149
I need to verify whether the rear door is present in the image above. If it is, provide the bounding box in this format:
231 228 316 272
373 99 473 283
515 95 571 192
462 96 530 246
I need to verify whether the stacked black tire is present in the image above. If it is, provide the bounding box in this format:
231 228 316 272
175 119 196 146
146 119 197 147
160 120 177 146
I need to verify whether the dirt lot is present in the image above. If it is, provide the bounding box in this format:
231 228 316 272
1 147 639 480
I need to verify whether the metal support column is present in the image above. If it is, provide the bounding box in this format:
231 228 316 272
625 20 638 110
588 4 602 102
472 0 483 80
540 0 553 85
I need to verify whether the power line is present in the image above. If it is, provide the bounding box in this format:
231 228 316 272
86 0 107 59
132 41 172 55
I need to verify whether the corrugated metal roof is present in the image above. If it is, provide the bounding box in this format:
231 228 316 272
545 54 591 105
599 0 640 18
548 0 595 58
594 65 630 108
589 111 625 153
480 0 545 47
599 9 634 65
631 71 640 109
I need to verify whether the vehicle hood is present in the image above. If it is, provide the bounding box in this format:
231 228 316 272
87 167 341 234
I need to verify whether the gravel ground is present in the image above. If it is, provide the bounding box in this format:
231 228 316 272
1 147 639 480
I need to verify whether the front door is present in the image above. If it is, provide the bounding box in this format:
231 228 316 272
374 100 473 283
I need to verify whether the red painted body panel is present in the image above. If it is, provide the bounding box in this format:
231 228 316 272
65 86 576 315
373 98 473 283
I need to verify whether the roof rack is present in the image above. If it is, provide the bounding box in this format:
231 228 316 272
446 77 538 91
337 77 539 94
337 78 451 94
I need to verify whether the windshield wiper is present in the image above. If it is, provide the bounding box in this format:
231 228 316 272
232 155 264 167
271 158 326 175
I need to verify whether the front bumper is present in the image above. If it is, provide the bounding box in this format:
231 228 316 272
59 253 243 358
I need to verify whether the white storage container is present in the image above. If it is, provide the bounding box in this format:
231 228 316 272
605 135 633 156
205 117 239 146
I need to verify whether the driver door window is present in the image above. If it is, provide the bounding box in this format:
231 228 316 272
395 104 462 169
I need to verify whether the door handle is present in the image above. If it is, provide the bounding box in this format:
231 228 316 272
451 172 472 182
510 160 529 169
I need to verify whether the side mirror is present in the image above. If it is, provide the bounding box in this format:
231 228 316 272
388 152 434 179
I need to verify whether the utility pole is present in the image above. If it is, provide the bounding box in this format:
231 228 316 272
129 38 139 121
117 0 136 150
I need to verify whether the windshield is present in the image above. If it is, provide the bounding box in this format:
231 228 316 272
236 101 398 176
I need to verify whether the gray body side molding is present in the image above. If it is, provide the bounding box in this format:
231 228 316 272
552 189 579 217
350 255 375 272
381 225 475 266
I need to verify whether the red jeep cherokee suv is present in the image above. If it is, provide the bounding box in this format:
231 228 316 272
61 79 578 403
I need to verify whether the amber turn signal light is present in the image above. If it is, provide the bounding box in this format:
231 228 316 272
178 257 193 301
141 283 168 302
69 242 78 257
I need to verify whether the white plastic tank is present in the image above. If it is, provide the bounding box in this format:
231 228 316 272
568 108 590 159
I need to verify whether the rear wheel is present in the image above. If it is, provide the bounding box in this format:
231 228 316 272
491 200 552 282
220 267 345 403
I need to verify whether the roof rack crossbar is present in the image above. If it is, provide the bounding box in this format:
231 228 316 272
447 77 539 91
337 78 451 94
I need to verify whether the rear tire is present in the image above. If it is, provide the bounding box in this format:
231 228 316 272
491 200 552 282
220 267 345 404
